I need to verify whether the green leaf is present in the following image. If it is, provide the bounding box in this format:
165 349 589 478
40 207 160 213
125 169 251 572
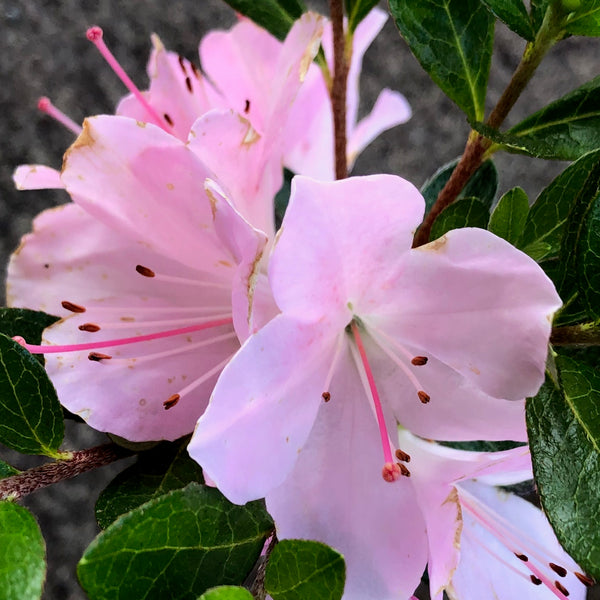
96 440 205 529
519 149 600 261
577 193 600 318
0 334 64 457
79 483 274 600
0 502 45 600
531 0 551 31
481 0 536 40
564 1 600 36
198 587 253 600
474 75 600 161
0 462 19 480
527 358 600 578
429 197 490 241
220 0 304 40
265 539 346 600
389 0 494 120
346 0 379 32
420 158 498 215
488 187 529 244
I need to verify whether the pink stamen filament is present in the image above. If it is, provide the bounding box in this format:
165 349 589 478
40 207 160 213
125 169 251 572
18 318 233 355
322 333 345 395
150 273 230 289
350 321 394 465
86 26 168 130
176 354 234 398
460 493 571 600
81 313 232 330
37 97 82 135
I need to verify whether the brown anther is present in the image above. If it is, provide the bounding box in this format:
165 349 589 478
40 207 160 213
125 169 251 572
163 393 181 410
88 352 112 361
554 581 570 596
78 323 101 332
417 390 430 404
244 99 250 114
549 563 567 578
163 113 174 126
530 575 542 586
411 356 428 366
515 553 528 562
62 300 86 313
177 55 186 73
185 76 193 93
395 449 411 463
136 265 155 278
190 62 200 79
575 572 595 587
322 391 331 402
397 463 411 477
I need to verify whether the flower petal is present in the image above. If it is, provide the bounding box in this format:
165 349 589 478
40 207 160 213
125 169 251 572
13 165 64 190
270 175 424 322
61 115 229 272
378 228 561 400
189 315 339 504
267 348 427 600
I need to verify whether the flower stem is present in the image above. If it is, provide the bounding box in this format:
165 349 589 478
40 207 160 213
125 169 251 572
0 443 132 501
551 323 600 347
330 0 349 180
413 5 565 247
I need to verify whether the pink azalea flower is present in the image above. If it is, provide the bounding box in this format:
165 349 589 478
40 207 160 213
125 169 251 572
8 15 323 441
189 174 563 598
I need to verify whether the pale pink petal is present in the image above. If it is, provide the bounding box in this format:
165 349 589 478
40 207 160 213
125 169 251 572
117 35 216 140
13 165 64 190
396 430 531 599
267 349 428 600
270 175 424 321
189 315 340 504
8 203 238 441
452 482 587 600
367 337 528 441
376 228 561 400
188 111 278 238
61 115 231 272
204 179 268 342
347 89 412 170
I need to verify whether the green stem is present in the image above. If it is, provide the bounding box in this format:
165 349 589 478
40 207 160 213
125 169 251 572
0 443 132 501
413 4 565 247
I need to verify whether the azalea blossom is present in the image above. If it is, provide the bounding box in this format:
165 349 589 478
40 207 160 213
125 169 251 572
189 174 562 599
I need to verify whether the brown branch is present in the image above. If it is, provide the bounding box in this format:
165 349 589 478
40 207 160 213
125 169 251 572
551 325 600 347
250 532 278 600
0 443 132 501
330 0 349 180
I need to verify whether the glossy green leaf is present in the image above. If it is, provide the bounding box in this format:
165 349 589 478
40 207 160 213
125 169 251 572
577 193 600 318
481 0 535 40
346 0 379 31
527 357 600 578
0 334 63 457
473 75 600 161
220 0 304 40
96 440 205 528
531 0 551 31
265 539 345 600
79 483 273 600
488 187 529 244
564 1 600 36
429 198 490 241
389 0 494 120
198 587 253 600
0 502 45 600
519 149 600 261
420 158 498 215
0 462 19 480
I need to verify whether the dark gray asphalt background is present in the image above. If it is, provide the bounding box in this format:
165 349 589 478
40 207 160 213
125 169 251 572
1 1 598 598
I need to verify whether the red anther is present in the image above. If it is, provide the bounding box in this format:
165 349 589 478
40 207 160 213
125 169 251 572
86 26 103 42
382 462 401 483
